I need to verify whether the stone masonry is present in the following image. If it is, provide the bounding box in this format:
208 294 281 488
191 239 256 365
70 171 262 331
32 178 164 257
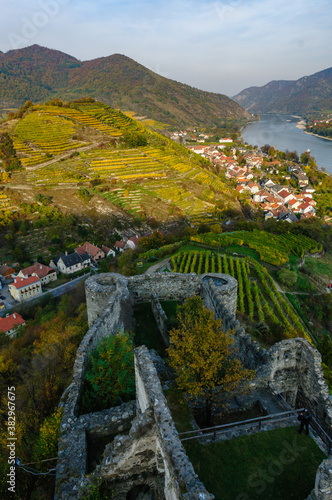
55 272 332 500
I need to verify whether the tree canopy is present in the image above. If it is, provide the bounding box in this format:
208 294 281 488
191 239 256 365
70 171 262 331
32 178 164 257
167 296 254 425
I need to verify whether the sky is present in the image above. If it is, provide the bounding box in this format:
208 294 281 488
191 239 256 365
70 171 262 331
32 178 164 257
0 0 331 96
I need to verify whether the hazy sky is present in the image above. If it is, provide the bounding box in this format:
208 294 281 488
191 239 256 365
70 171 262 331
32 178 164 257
1 0 331 96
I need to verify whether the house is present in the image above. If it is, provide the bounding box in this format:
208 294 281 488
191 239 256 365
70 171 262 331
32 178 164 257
9 276 42 302
75 241 105 263
277 189 294 204
115 241 125 253
302 186 316 195
50 252 91 275
247 182 260 194
299 202 315 215
0 264 15 280
125 236 141 250
287 198 301 211
0 312 25 336
101 245 116 258
18 262 57 285
219 138 233 143
253 190 269 203
269 184 285 196
292 170 309 186
279 212 298 223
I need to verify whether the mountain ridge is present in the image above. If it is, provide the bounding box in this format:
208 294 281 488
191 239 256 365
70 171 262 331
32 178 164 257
0 44 249 127
233 67 332 114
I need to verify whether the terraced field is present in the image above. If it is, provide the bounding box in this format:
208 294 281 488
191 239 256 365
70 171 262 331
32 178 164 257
8 101 235 219
171 249 311 345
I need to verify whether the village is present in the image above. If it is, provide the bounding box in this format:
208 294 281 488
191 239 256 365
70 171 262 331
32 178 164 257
177 134 318 222
0 236 143 336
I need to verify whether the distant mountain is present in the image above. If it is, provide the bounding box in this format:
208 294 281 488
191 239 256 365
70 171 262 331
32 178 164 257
233 67 332 115
0 44 249 127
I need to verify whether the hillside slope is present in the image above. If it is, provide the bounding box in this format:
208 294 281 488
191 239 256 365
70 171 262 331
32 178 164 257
4 100 238 222
0 45 249 127
233 67 332 114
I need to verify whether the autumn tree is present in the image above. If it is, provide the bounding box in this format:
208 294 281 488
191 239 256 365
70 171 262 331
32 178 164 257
167 296 254 426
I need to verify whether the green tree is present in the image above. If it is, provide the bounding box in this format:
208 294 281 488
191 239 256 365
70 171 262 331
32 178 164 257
78 187 92 202
277 269 298 288
167 296 254 426
80 332 135 413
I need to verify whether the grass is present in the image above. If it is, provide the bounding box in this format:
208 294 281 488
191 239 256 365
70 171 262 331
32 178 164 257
165 386 326 500
133 302 166 356
303 252 332 281
184 427 326 500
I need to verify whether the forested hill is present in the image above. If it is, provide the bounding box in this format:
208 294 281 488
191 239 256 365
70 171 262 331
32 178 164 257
233 67 332 115
0 44 249 128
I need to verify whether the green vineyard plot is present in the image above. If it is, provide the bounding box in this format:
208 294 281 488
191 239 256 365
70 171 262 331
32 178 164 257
171 250 311 345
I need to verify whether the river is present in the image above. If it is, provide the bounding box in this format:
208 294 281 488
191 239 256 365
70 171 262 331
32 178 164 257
241 114 332 174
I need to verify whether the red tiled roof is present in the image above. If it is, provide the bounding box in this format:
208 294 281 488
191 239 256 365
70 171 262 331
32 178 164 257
278 189 291 199
20 262 55 279
101 245 111 254
10 276 40 289
0 313 25 333
75 241 103 257
128 236 141 245
115 241 125 249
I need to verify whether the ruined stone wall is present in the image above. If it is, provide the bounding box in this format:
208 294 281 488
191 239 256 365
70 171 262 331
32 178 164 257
56 272 332 499
201 275 269 371
85 273 131 329
264 338 332 430
55 402 136 499
307 457 332 500
127 273 202 304
200 274 237 322
135 346 214 500
151 293 170 347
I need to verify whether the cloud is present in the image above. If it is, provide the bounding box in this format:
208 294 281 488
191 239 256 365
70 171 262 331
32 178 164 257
0 0 331 95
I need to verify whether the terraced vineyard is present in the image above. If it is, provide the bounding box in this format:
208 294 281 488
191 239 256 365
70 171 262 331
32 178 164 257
9 101 233 219
170 250 311 345
191 230 322 265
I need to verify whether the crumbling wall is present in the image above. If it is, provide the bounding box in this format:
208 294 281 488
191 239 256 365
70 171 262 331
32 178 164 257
55 402 136 499
56 272 332 500
151 293 170 347
264 338 332 430
127 273 202 303
135 346 214 500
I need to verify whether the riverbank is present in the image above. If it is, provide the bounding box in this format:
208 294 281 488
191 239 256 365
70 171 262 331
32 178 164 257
304 130 332 142
242 113 332 174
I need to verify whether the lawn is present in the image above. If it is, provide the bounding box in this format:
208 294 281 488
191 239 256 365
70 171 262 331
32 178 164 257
184 427 326 500
165 387 326 500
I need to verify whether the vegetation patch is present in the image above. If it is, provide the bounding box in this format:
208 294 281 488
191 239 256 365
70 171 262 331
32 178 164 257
170 250 309 344
184 427 326 500
80 332 135 414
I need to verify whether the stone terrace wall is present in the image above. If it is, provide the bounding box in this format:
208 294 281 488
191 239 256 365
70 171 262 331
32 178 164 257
135 346 214 500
